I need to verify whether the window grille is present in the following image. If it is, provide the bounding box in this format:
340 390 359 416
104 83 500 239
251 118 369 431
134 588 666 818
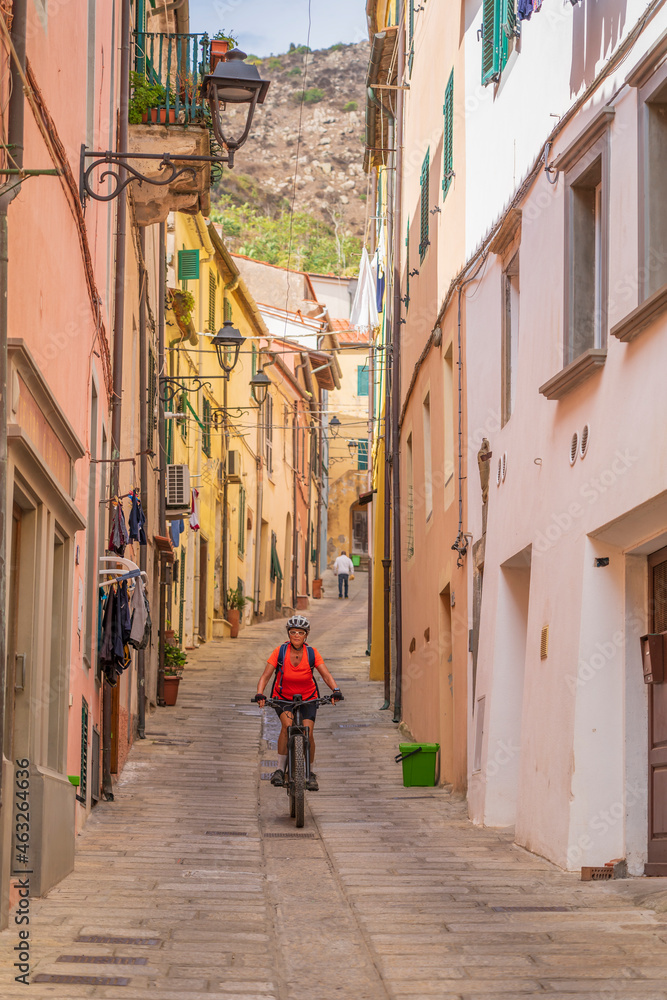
419 149 430 262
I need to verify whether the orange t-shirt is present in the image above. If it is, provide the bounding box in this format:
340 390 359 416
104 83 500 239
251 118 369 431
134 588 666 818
268 643 324 699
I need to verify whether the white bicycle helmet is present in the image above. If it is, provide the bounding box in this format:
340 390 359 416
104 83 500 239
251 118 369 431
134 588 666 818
286 615 310 634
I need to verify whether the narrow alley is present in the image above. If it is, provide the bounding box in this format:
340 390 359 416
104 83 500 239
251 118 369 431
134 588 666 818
2 575 667 999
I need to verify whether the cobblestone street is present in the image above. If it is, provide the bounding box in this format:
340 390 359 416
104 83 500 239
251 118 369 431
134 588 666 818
2 573 667 999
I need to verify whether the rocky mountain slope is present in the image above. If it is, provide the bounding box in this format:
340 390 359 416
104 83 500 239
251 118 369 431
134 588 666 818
211 41 370 275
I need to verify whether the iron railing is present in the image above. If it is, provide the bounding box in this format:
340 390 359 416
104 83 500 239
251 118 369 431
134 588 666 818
133 31 210 125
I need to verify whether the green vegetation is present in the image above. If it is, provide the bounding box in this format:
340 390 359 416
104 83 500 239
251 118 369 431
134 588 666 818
266 57 283 71
294 87 325 105
289 43 311 54
210 195 361 276
128 72 174 124
343 100 358 112
288 66 302 76
329 43 344 51
212 29 238 45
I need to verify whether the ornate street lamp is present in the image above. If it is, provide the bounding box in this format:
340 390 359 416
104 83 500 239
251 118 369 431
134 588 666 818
347 439 358 458
202 50 271 169
80 50 271 203
329 415 341 438
250 369 271 407
211 320 246 376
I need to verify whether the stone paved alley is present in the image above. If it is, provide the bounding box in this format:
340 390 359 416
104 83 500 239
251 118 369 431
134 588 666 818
2 573 667 999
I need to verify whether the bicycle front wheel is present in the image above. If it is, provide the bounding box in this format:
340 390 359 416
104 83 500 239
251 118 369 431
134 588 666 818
293 734 305 828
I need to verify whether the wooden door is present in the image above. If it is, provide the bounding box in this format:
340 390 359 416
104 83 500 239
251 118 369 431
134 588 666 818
4 505 22 762
646 547 667 874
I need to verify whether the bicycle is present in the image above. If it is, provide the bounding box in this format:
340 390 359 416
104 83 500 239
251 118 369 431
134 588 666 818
253 693 335 828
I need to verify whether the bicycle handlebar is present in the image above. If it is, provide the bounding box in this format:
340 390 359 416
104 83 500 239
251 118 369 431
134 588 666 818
252 694 337 709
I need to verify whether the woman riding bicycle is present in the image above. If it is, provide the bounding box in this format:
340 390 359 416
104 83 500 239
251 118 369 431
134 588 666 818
255 615 343 791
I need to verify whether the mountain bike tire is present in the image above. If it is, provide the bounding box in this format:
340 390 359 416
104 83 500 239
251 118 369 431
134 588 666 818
293 734 305 828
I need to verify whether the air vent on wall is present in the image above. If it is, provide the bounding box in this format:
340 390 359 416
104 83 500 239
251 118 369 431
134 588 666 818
501 452 507 482
569 432 579 466
540 625 549 659
580 423 590 458
496 457 502 486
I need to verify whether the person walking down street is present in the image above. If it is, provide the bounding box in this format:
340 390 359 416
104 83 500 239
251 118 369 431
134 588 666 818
255 616 343 791
333 550 354 598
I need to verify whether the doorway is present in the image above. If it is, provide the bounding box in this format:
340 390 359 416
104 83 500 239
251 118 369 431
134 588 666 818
646 546 667 874
199 535 208 642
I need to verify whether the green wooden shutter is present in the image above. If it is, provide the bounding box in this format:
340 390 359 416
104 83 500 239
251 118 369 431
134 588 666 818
501 0 518 69
147 347 156 454
224 296 232 322
251 343 258 376
481 0 500 86
357 440 368 471
357 364 369 396
419 149 430 262
442 71 454 200
208 271 216 331
178 248 200 281
178 391 188 442
408 0 415 75
202 398 211 457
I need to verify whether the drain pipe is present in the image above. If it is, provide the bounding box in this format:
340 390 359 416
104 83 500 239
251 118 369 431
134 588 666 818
381 118 394 710
137 228 147 738
157 221 166 706
0 0 26 810
391 18 405 725
253 392 264 616
103 0 131 800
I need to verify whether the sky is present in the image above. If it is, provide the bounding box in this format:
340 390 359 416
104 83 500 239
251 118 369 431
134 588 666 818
188 0 368 58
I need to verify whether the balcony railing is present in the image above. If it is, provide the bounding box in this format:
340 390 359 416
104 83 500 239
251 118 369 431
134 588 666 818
133 31 210 125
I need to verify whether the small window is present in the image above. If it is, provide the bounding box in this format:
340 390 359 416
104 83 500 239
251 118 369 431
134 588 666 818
419 149 430 262
481 0 518 87
357 364 369 396
565 145 607 365
357 439 368 471
202 398 212 458
442 71 454 200
178 248 200 282
643 80 667 298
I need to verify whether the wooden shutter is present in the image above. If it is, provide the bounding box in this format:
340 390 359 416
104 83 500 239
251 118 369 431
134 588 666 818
202 398 211 457
208 271 216 332
224 296 232 322
178 248 200 281
408 0 415 75
419 149 430 262
481 0 500 86
501 0 518 70
442 71 454 199
147 347 157 454
238 486 246 555
357 364 369 396
357 440 368 471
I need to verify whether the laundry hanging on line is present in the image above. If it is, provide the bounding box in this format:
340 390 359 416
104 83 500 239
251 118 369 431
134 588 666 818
108 502 130 555
170 519 185 548
99 580 132 686
128 575 152 650
128 492 147 545
189 488 200 531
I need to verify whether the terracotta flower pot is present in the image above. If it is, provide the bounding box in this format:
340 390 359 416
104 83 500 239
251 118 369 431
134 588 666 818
142 108 176 124
163 675 180 706
210 39 229 71
312 579 323 599
164 629 175 641
226 608 240 638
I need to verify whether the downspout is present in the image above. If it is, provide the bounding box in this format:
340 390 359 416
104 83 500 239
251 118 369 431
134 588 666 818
0 0 26 809
382 119 394 712
367 170 378 657
391 17 405 724
292 402 299 608
221 276 238 615
157 221 166 706
137 228 147 738
103 0 130 800
253 399 264 616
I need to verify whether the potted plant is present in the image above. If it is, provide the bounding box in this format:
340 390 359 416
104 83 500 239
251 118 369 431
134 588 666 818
129 71 176 124
226 587 247 638
164 619 175 641
163 639 186 705
171 289 195 334
210 29 238 71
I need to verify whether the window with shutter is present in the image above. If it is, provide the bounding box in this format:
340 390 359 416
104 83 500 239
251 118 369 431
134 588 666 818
251 343 258 376
202 398 211 457
178 248 200 281
357 364 369 396
147 347 157 454
224 296 232 322
208 271 216 332
265 393 273 474
419 149 430 262
481 0 518 87
408 0 415 75
357 439 368 471
178 391 188 442
238 486 246 555
442 71 454 200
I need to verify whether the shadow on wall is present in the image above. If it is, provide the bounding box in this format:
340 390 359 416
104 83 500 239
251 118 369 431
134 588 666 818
569 0 627 97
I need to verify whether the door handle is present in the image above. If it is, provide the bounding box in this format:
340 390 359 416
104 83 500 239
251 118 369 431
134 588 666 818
14 653 26 692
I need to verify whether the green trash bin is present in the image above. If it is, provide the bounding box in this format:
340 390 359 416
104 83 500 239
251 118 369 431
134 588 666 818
352 553 361 567
396 742 440 787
